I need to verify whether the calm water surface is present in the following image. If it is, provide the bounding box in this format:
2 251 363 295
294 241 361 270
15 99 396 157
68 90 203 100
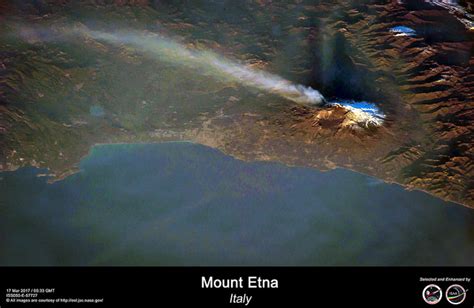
1 142 473 265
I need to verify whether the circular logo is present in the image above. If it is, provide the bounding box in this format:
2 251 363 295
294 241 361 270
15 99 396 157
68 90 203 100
446 284 467 305
423 284 443 305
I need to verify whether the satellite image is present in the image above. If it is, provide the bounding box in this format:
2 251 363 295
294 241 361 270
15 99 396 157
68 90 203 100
0 0 473 265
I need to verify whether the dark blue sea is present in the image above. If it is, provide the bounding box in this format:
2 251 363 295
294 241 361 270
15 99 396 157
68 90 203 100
1 142 473 265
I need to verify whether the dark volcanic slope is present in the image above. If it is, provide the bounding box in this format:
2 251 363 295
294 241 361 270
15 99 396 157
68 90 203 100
0 0 473 208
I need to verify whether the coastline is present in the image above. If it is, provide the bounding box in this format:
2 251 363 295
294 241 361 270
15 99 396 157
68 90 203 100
1 140 468 209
